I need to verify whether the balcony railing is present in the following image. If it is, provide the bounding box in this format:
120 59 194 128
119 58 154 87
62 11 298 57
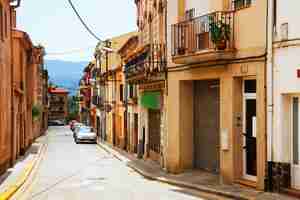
171 11 234 57
92 96 103 107
125 43 167 80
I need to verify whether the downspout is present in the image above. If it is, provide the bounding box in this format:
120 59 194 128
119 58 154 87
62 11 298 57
163 0 168 170
266 0 274 191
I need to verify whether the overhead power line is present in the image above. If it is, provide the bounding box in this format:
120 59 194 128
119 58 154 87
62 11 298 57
67 0 102 42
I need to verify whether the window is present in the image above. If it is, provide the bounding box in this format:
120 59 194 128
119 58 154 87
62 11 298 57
0 4 3 41
244 80 256 93
234 0 251 10
129 85 134 98
119 84 124 102
185 8 195 20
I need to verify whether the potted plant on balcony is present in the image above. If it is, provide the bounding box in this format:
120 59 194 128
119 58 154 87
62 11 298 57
209 16 231 50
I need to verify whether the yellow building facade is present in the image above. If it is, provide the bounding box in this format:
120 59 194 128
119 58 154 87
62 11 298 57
95 32 138 147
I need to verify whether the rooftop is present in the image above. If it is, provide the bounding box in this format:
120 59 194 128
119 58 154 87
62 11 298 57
48 87 69 94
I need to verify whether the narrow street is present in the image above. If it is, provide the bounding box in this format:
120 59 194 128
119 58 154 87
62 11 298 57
16 126 230 200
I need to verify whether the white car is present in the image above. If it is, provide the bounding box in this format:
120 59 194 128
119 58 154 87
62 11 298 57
74 126 97 144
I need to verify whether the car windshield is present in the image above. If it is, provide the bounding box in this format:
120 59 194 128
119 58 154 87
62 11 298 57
79 128 92 133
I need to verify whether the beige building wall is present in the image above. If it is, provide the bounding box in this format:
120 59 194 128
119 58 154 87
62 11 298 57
166 0 268 190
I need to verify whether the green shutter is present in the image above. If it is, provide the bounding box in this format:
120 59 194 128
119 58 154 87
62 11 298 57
140 91 161 110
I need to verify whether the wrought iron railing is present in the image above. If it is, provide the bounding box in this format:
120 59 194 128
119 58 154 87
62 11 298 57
125 43 167 79
171 11 234 57
92 96 103 107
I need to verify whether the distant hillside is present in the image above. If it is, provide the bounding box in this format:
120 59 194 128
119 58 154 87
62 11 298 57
45 60 88 95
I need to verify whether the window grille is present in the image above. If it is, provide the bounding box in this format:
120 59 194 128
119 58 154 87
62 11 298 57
233 0 251 10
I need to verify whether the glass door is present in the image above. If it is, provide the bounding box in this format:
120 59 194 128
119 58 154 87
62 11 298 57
242 80 257 181
291 97 300 189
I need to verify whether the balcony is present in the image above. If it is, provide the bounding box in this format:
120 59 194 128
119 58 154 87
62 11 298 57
171 11 235 64
92 96 103 107
125 44 166 83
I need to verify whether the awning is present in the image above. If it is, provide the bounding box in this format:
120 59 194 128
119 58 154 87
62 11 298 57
140 91 161 110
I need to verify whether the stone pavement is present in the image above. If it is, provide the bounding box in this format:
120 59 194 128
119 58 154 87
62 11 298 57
0 135 46 197
98 142 299 200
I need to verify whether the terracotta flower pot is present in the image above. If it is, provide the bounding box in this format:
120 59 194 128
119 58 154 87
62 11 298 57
216 40 227 50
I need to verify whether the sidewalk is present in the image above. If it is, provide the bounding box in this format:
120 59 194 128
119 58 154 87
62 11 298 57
98 142 299 200
0 135 46 200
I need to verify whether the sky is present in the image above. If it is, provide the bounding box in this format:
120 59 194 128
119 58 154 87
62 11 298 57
17 0 137 62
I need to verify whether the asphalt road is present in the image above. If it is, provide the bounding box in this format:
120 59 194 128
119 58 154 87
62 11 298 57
17 126 230 200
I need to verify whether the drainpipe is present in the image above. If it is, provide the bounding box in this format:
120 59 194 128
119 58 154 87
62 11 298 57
163 0 168 170
266 0 274 191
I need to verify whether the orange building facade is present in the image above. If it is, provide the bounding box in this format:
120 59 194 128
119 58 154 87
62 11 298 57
0 0 14 174
0 0 48 175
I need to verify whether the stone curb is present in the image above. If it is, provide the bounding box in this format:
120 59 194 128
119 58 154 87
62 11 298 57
0 141 46 200
97 142 253 200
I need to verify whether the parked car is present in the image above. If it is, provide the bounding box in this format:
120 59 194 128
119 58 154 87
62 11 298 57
74 126 96 144
48 120 65 126
72 123 83 137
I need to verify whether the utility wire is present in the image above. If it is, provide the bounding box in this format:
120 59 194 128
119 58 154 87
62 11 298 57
67 0 102 42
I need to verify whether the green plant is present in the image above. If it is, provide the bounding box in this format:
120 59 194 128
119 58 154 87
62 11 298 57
32 104 42 121
209 16 231 48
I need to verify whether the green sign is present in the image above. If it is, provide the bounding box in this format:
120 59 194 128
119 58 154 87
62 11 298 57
140 91 161 110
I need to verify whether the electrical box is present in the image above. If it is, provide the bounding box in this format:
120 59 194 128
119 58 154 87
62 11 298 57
221 129 229 151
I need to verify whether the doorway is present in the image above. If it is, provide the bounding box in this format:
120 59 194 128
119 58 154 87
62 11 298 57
112 113 116 146
194 80 220 173
134 113 138 153
242 79 257 181
124 111 127 150
96 117 100 139
148 109 161 162
291 96 300 189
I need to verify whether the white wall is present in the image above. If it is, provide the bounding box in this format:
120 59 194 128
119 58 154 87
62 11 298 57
273 45 300 162
185 0 210 17
272 0 300 163
275 1 300 41
274 47 300 94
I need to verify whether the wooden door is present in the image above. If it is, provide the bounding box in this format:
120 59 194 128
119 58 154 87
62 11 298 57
148 109 161 161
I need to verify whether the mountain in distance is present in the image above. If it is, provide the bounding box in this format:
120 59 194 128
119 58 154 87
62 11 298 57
45 60 88 96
